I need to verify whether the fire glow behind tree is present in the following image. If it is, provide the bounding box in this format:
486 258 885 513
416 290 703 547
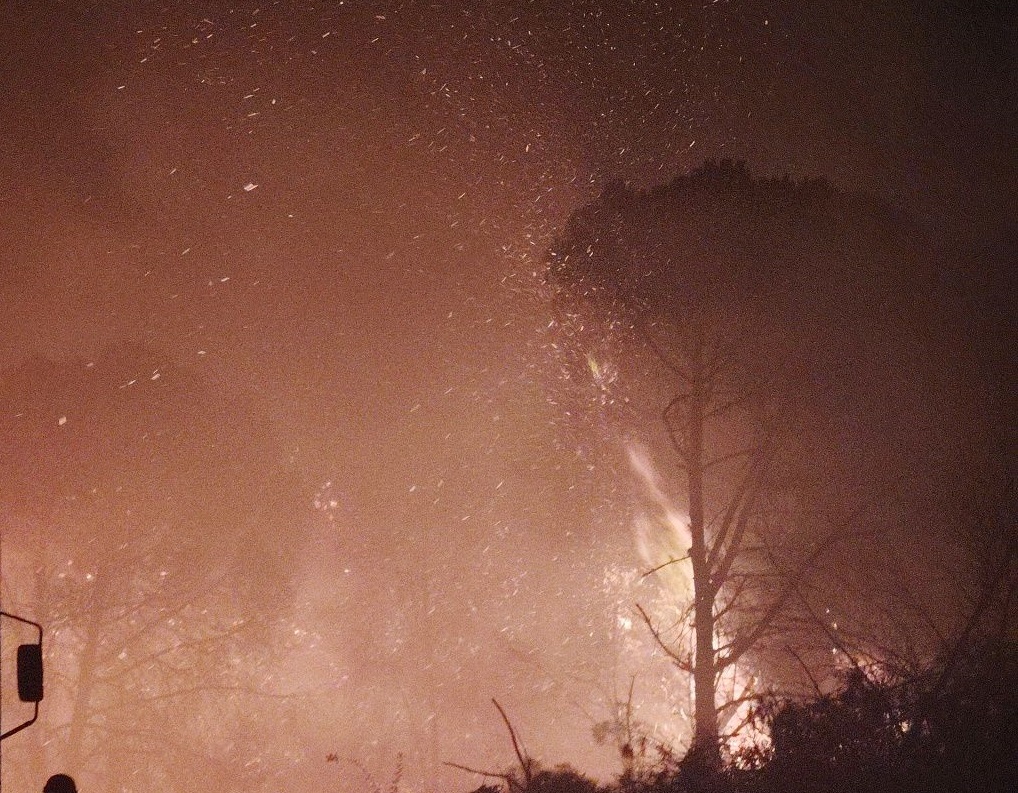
2 2 1014 791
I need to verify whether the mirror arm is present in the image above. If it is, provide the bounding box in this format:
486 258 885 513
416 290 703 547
0 611 43 642
0 702 39 741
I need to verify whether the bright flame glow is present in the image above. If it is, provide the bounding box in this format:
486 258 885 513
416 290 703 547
628 442 768 757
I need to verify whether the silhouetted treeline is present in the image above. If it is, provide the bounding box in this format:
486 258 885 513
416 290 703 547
464 635 1016 793
503 159 1018 793
542 158 1014 760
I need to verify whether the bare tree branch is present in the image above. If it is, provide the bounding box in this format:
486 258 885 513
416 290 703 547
709 445 775 597
636 603 692 673
637 321 690 383
442 761 515 787
639 555 691 581
493 698 532 789
718 501 887 671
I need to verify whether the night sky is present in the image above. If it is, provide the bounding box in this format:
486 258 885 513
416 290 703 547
1 2 1014 791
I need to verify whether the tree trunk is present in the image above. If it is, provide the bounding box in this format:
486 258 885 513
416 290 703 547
66 572 106 776
686 333 721 770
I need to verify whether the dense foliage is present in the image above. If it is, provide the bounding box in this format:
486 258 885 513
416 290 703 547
516 161 1016 793
465 637 1017 793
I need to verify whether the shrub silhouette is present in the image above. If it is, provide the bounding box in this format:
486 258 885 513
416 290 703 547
466 764 600 793
461 639 1015 793
758 639 1017 793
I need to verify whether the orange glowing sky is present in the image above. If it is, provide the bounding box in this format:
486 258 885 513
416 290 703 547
2 2 1013 791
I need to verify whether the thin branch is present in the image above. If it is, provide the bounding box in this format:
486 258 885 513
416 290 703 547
713 576 752 623
636 603 692 673
624 675 637 748
441 765 513 785
639 555 691 581
932 523 1017 691
710 451 773 596
662 392 690 418
637 322 690 383
702 447 754 472
706 485 750 574
719 703 761 743
442 761 514 786
794 586 869 673
113 581 227 650
706 435 775 578
119 683 308 705
493 698 531 789
98 622 252 678
717 691 762 734
703 392 754 421
785 645 823 697
718 502 881 671
662 397 689 463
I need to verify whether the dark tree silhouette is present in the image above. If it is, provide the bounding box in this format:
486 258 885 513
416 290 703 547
545 160 953 770
759 634 1017 793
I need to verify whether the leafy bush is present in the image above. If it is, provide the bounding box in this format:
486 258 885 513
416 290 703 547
461 640 1016 793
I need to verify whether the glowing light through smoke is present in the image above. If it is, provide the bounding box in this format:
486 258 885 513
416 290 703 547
627 442 767 756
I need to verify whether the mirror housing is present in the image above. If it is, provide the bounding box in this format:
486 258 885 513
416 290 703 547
1 611 44 740
17 643 44 703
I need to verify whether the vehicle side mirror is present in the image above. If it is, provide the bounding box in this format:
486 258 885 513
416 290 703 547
1 611 44 741
17 644 43 703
